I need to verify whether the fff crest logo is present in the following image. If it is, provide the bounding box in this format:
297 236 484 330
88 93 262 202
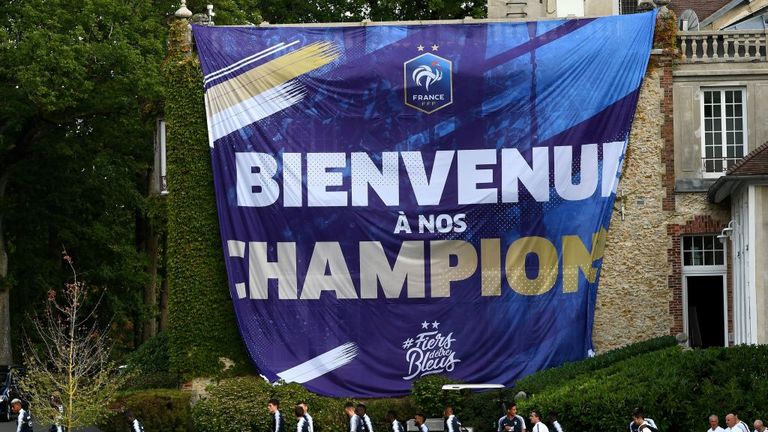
404 49 453 114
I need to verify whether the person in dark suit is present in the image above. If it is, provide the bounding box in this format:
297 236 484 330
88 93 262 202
269 399 285 432
444 405 462 432
415 413 429 432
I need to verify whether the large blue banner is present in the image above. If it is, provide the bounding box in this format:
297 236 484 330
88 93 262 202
193 12 656 397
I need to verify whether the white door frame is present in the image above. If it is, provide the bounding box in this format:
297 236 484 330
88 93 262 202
681 236 728 347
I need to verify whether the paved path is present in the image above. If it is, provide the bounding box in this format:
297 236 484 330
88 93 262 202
0 419 101 431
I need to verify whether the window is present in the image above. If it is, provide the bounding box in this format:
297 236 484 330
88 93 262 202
619 0 640 14
683 235 724 267
701 88 746 176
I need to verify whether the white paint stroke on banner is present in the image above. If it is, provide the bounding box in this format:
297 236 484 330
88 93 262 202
277 342 358 383
209 80 306 143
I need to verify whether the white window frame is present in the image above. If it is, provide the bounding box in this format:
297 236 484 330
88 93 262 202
155 119 168 196
699 87 747 178
681 234 726 270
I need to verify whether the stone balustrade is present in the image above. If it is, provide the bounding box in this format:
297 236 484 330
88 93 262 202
678 30 767 63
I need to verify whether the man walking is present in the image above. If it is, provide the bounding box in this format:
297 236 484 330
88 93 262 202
753 420 766 432
708 414 724 432
548 412 563 432
630 408 658 432
345 402 360 432
385 410 405 432
726 413 750 432
125 410 144 432
297 401 314 432
632 408 659 432
49 394 64 432
295 406 309 432
444 405 462 432
269 399 285 432
415 413 429 432
355 404 374 432
498 402 526 432
10 399 32 432
529 409 549 432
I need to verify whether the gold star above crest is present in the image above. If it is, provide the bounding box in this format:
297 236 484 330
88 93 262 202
431 44 439 51
417 44 425 51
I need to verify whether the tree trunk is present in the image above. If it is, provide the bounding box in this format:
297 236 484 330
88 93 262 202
142 226 159 341
158 232 168 333
0 172 13 365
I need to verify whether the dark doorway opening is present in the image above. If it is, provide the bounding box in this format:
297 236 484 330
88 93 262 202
686 275 725 348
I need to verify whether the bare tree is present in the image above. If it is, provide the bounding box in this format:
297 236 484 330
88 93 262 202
21 250 125 430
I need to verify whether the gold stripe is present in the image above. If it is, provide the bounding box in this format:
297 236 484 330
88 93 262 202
207 42 340 116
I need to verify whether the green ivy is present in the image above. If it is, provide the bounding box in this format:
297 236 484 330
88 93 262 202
124 332 181 390
126 332 170 374
162 20 251 379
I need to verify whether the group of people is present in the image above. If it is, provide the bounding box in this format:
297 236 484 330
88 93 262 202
631 407 766 432
266 399 464 432
266 399 563 432
497 401 563 432
6 397 64 432
345 402 466 432
707 412 765 432
268 399 314 432
6 396 144 432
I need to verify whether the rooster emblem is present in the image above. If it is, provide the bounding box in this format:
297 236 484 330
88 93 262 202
404 53 452 114
411 61 443 91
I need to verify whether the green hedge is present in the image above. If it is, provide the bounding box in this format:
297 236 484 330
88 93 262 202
460 388 510 431
411 343 768 432
514 335 677 395
397 337 678 431
163 20 251 378
99 389 192 432
143 340 768 432
192 377 348 432
517 345 768 432
363 397 418 432
410 375 463 418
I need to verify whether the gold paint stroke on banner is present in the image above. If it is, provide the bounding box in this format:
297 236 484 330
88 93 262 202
206 41 340 116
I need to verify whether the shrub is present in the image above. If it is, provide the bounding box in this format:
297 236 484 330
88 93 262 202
99 389 192 432
461 389 510 431
192 377 347 432
410 375 516 429
411 375 465 418
128 371 182 390
364 397 418 431
514 335 677 395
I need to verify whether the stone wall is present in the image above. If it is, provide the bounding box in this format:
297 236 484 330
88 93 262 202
593 68 673 351
593 62 732 353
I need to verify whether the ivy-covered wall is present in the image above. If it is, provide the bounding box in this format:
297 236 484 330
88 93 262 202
163 20 250 378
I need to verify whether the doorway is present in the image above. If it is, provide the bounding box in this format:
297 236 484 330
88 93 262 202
685 275 726 348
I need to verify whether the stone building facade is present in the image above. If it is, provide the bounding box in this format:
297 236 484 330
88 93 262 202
488 0 768 352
